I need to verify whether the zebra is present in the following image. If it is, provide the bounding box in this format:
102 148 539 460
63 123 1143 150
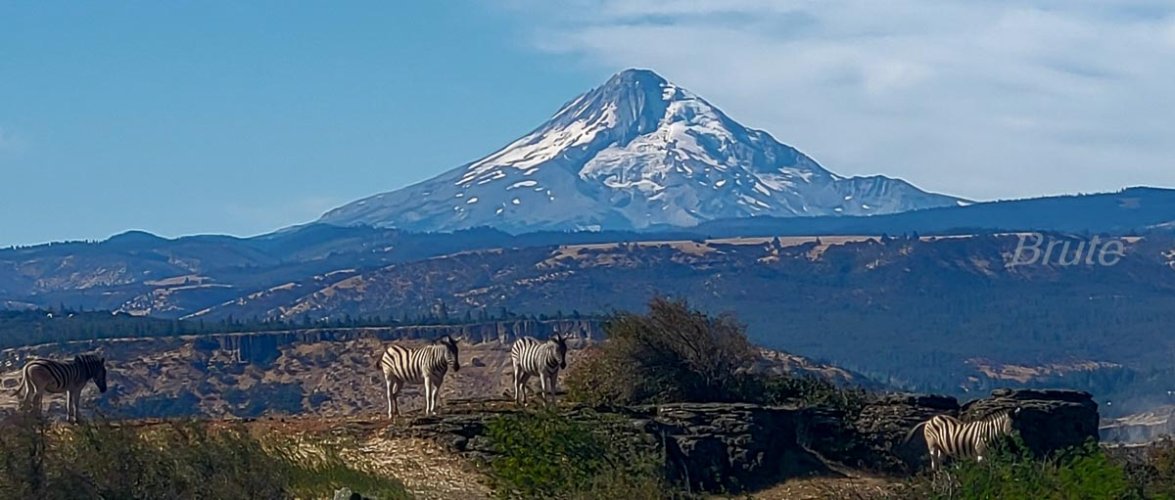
905 408 1021 470
510 332 569 405
17 354 108 422
378 335 460 418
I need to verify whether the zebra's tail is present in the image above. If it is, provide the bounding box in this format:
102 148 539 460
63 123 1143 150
902 420 929 446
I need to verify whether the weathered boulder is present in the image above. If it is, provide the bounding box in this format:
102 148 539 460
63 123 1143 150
651 403 831 492
846 393 960 471
961 388 1099 456
387 401 831 494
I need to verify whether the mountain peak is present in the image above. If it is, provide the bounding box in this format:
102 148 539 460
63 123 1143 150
607 68 669 87
319 70 964 233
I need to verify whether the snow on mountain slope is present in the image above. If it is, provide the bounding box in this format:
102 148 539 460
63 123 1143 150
320 69 964 233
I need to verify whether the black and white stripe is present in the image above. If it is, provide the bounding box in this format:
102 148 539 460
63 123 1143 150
907 409 1019 470
378 335 460 417
510 333 568 405
18 354 108 422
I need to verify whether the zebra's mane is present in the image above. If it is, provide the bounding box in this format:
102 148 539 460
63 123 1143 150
968 408 1015 423
73 354 104 376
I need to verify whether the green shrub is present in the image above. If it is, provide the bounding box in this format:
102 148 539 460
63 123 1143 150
0 412 410 500
484 409 673 499
566 297 865 412
567 297 757 406
910 439 1139 500
1121 437 1175 499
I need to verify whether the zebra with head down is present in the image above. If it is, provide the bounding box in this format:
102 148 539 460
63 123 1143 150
905 408 1021 470
17 354 109 422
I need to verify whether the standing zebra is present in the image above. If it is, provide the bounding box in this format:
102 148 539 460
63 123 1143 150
379 335 460 418
17 354 108 422
905 408 1020 470
510 332 569 405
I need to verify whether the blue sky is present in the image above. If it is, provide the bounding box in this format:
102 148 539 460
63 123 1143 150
2 1 1173 246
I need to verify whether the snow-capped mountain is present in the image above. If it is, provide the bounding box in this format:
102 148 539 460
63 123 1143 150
320 69 965 233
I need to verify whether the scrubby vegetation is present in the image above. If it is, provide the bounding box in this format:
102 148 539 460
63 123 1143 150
565 297 866 412
0 412 409 500
483 409 677 500
890 433 1175 500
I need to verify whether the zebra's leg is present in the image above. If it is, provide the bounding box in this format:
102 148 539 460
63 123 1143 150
517 373 530 406
70 389 81 423
385 377 394 419
512 367 522 405
426 377 435 415
65 390 72 423
33 389 44 417
391 381 401 417
538 373 549 404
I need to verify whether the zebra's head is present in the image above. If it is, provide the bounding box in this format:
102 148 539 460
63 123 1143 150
76 354 108 393
993 407 1020 434
439 335 460 372
549 332 568 370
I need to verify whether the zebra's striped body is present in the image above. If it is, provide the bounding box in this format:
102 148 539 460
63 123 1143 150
17 354 108 422
379 336 460 417
510 333 568 405
908 409 1018 470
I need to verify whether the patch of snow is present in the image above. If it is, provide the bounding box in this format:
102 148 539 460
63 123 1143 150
508 180 539 190
661 83 677 100
756 173 796 192
782 168 815 183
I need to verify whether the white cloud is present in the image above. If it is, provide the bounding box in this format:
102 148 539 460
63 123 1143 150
0 127 16 152
498 0 1175 200
221 196 343 233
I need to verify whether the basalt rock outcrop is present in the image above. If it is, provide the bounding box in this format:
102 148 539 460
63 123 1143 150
846 393 961 471
391 390 1099 493
961 388 1099 457
393 401 832 494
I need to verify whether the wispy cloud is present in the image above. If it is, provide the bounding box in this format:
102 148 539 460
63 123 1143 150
498 0 1175 200
221 196 343 234
0 127 19 153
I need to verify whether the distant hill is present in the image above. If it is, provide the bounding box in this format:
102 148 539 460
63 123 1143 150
184 232 1175 415
682 187 1175 237
3 187 1173 320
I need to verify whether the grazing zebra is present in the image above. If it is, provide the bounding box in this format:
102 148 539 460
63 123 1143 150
378 335 460 418
17 354 108 422
510 332 569 405
905 408 1020 470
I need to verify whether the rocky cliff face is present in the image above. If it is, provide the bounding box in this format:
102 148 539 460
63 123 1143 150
961 388 1100 456
391 389 1100 493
